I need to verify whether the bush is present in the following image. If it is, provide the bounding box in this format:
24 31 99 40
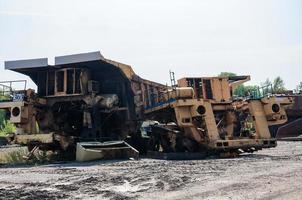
0 121 16 137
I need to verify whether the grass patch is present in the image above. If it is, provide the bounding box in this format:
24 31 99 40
0 147 28 164
0 121 16 137
4 148 28 164
0 147 54 165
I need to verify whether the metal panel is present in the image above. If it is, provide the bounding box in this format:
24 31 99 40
276 118 302 138
55 51 104 65
5 58 48 70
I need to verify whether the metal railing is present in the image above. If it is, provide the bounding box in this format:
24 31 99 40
235 84 275 100
144 86 177 110
0 80 27 102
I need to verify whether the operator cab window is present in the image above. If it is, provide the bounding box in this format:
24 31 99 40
52 68 83 96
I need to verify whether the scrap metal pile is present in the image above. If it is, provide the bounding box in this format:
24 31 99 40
0 51 293 161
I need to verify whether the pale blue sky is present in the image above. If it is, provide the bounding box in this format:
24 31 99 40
0 0 301 90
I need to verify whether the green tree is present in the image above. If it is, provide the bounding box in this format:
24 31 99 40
233 84 245 96
295 81 302 93
261 78 273 94
218 72 237 77
261 78 272 87
272 76 286 93
233 84 259 97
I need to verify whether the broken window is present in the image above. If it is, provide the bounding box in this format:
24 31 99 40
56 70 65 93
75 69 81 93
67 69 74 94
47 71 55 96
37 68 83 96
56 68 83 95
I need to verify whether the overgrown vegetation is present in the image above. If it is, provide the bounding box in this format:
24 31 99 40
0 120 16 137
0 94 16 136
0 147 54 165
3 148 28 164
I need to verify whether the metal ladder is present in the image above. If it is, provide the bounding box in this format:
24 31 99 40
169 70 177 90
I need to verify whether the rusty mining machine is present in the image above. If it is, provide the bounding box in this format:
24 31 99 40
142 76 292 157
0 51 292 161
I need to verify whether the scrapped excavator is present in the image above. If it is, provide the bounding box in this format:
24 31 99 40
0 51 293 161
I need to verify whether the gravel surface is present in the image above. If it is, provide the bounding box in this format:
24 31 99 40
0 141 301 200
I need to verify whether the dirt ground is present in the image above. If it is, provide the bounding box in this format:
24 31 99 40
0 141 301 200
